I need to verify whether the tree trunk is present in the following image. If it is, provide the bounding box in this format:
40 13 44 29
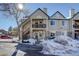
15 10 23 42
15 15 22 42
16 20 20 40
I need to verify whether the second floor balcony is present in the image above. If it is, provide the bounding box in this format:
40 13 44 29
73 24 79 29
32 24 46 28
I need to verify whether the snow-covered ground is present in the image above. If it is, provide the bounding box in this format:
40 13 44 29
0 39 13 42
1 35 79 56
15 50 26 56
23 38 36 45
40 35 79 56
17 36 79 56
13 37 19 41
27 38 36 45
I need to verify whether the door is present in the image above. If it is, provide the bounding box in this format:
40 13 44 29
75 30 79 39
33 31 44 41
35 33 38 40
34 32 42 41
38 32 43 39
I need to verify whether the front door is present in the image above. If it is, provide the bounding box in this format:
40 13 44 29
34 31 44 41
38 32 43 39
35 33 38 40
75 30 79 39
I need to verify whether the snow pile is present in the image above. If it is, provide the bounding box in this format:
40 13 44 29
13 37 19 41
28 38 36 45
0 39 13 42
40 35 79 56
16 50 26 56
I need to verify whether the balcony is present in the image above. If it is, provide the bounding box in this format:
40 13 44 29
73 24 79 28
32 24 46 28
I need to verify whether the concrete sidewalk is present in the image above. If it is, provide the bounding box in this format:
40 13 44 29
0 43 17 56
0 39 19 43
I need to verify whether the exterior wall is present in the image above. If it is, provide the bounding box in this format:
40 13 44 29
69 13 79 39
49 11 72 38
30 10 48 19
48 19 70 37
22 20 31 34
30 19 48 39
32 30 46 40
21 9 49 40
71 19 79 39
29 10 49 39
51 12 65 19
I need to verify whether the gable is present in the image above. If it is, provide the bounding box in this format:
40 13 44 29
51 11 65 19
30 8 49 19
72 12 79 20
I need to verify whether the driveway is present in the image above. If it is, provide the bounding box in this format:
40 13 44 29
12 43 56 56
12 43 44 56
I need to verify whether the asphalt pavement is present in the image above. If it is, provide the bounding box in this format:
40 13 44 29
12 43 56 56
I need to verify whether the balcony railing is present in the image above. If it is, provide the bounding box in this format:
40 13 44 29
73 24 79 28
32 24 46 28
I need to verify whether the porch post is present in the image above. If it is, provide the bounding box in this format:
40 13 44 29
30 19 32 39
19 25 23 43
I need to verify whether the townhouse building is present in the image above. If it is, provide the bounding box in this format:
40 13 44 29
20 8 79 41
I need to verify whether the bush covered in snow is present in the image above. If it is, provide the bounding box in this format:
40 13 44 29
28 38 36 45
22 38 36 45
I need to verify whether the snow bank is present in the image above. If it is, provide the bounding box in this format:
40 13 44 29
40 35 79 56
27 38 36 45
16 50 26 56
0 39 13 42
13 37 19 41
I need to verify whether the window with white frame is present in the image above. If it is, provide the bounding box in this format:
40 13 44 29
62 20 65 26
61 20 68 29
50 20 55 26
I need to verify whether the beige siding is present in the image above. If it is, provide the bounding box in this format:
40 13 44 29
22 20 31 32
73 14 79 20
30 10 48 19
21 9 76 39
51 12 65 19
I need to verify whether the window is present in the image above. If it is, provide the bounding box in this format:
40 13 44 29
50 33 55 36
61 32 64 35
40 21 42 24
35 22 38 24
50 20 55 25
62 20 65 26
39 33 42 37
35 33 38 39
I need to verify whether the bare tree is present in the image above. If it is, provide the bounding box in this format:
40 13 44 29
0 3 29 42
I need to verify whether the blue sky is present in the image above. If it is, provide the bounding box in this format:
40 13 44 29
0 3 79 31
